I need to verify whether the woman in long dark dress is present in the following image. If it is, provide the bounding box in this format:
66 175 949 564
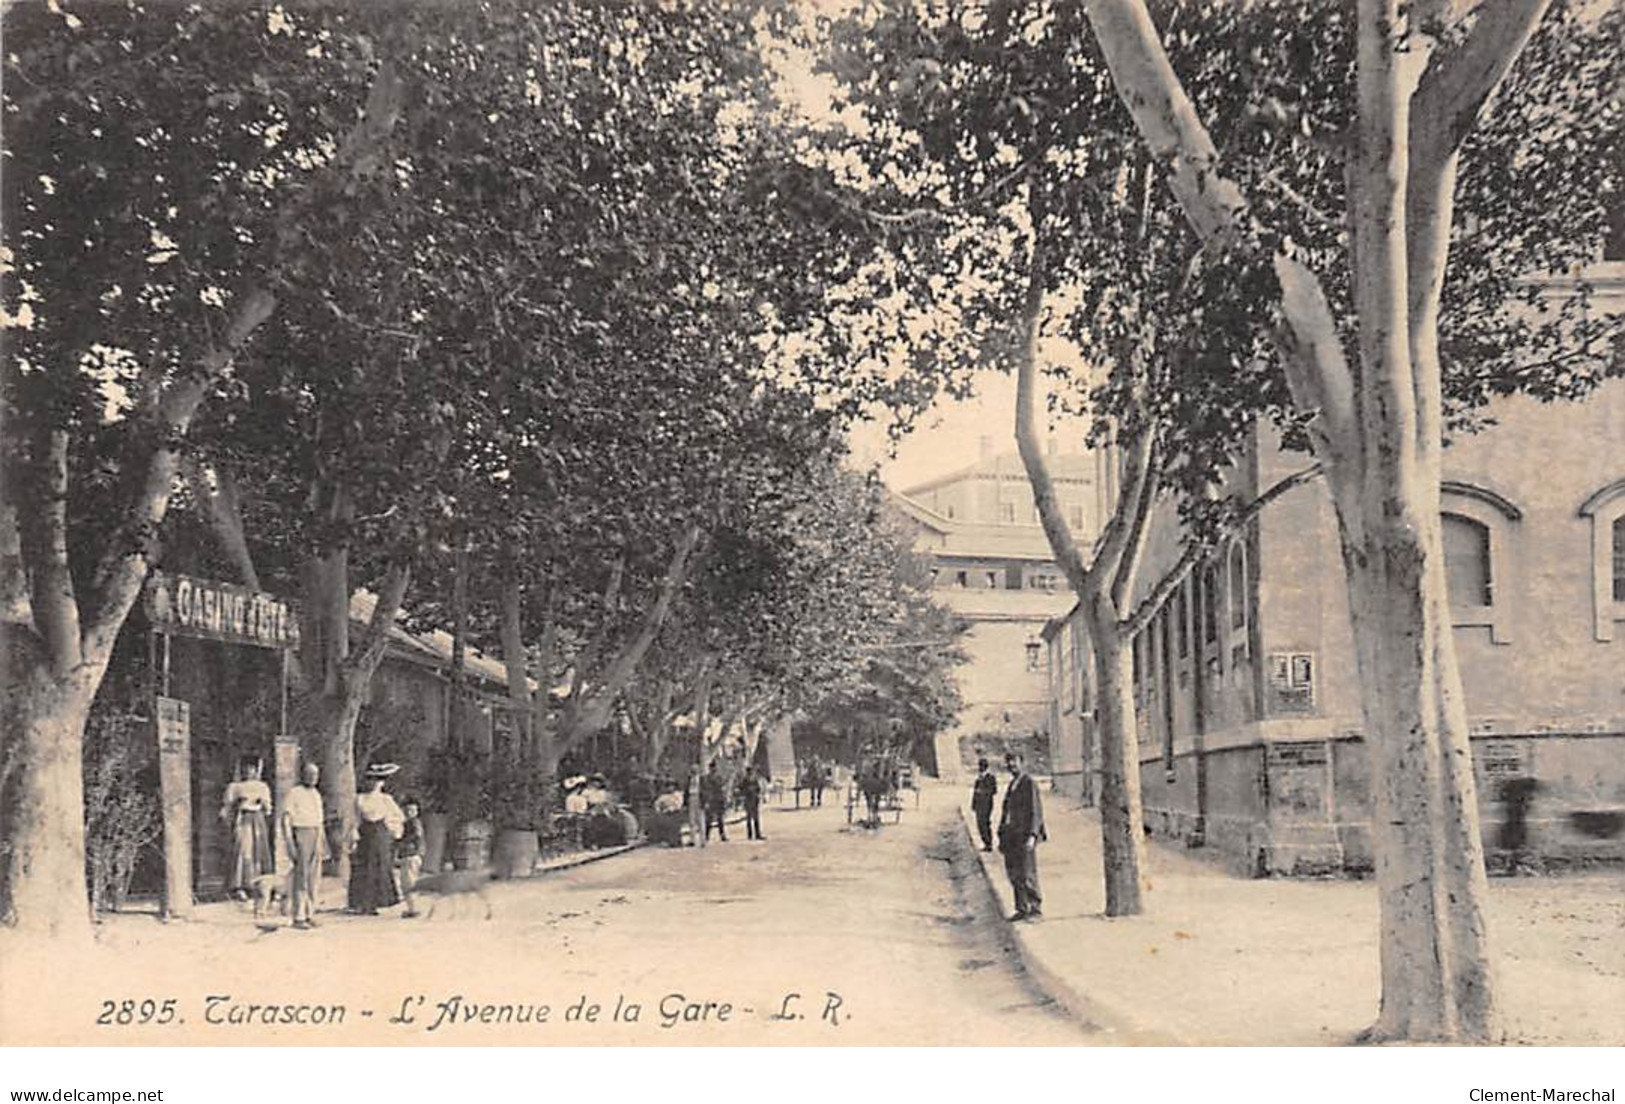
348 763 404 914
220 756 273 899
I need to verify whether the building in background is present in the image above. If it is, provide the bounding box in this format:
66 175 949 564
891 435 1106 781
1045 263 1625 875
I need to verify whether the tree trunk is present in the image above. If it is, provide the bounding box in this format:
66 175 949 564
1079 0 1542 1041
300 542 409 894
1085 596 1147 917
314 677 368 891
554 526 701 759
1 667 98 939
1336 0 1498 1042
1011 228 1151 918
644 679 676 772
1336 483 1497 1042
498 566 532 755
689 659 716 847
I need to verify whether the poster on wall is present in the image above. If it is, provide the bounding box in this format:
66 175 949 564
1266 651 1318 716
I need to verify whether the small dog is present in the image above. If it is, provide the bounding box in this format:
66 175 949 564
250 872 290 920
413 867 495 921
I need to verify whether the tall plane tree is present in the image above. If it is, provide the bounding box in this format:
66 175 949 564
816 2 1326 915
1073 0 1620 1039
0 4 401 937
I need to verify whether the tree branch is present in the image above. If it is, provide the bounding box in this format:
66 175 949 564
1411 0 1553 157
1086 421 1150 601
1121 463 1323 636
566 552 626 707
1082 0 1365 489
498 551 532 732
1405 0 1550 471
82 286 277 663
820 149 1037 232
561 526 702 745
1110 450 1160 613
1259 169 1342 232
1014 223 1093 595
182 457 261 590
351 562 411 682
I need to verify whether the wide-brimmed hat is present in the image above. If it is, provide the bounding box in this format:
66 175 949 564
563 775 588 790
365 762 400 779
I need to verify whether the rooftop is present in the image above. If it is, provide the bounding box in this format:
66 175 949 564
898 446 1096 497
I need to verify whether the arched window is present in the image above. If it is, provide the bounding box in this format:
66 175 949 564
1202 564 1220 646
1228 542 1248 630
1613 515 1625 603
1442 513 1493 608
1440 482 1521 644
1175 581 1190 659
1580 479 1625 641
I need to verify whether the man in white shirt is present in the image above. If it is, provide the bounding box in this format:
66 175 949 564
279 761 326 929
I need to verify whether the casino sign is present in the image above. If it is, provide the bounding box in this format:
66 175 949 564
145 571 301 650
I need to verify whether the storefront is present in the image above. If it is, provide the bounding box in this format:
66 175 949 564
143 571 301 914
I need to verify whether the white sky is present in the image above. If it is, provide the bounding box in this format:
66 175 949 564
849 367 1093 492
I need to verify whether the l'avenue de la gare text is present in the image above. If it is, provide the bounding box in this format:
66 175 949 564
1470 1091 1616 1102
98 991 847 1033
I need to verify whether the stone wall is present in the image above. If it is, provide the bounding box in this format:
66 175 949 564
1138 731 1625 875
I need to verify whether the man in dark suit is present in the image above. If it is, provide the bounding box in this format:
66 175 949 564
700 761 729 842
997 751 1046 921
738 767 765 841
970 758 998 852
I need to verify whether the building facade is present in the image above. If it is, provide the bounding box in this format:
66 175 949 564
893 438 1105 781
1045 265 1625 874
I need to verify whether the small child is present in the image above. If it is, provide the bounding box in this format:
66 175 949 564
397 797 425 919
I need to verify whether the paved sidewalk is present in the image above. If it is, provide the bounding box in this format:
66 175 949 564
962 798 1624 1045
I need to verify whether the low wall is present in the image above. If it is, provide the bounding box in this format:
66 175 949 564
1139 731 1625 876
1049 768 1091 805
956 731 1052 775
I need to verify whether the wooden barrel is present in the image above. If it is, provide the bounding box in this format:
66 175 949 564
451 818 493 870
421 812 450 874
492 828 539 879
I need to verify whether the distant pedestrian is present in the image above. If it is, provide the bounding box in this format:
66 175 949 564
809 756 826 808
279 760 327 930
997 751 1046 921
739 767 765 840
859 757 889 827
970 758 997 852
700 760 729 842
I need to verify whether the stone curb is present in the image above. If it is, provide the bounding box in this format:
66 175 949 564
526 808 750 876
955 805 1185 1046
528 840 646 876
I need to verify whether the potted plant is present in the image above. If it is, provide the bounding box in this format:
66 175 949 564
490 760 548 879
427 746 492 871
